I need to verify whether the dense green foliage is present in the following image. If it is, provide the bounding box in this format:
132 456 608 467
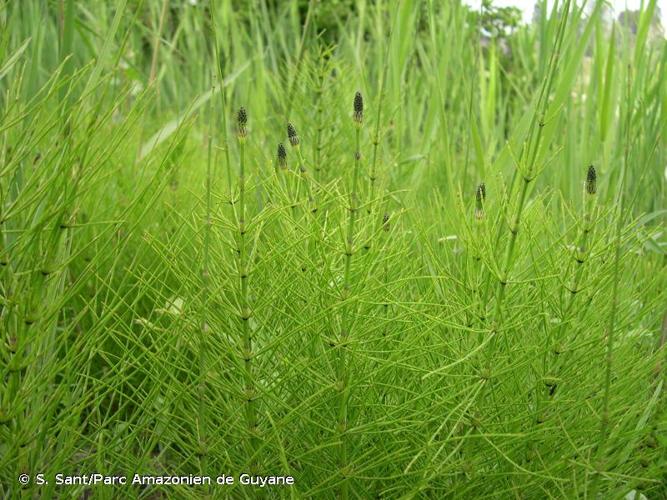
1 0 666 498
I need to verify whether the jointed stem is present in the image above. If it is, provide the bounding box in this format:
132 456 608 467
237 136 259 468
338 125 362 499
197 97 214 476
296 147 315 213
486 0 571 344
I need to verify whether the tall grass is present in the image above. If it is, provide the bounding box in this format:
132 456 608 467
0 0 665 498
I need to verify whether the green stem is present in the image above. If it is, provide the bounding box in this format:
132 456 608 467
314 64 325 181
209 0 233 202
487 0 571 343
368 52 390 213
338 125 362 499
238 138 258 468
296 147 315 213
595 75 632 496
562 193 597 329
541 184 597 417
59 0 75 104
197 98 214 478
492 175 530 323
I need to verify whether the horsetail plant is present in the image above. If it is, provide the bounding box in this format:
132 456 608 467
568 166 598 306
312 46 335 181
235 106 259 469
543 166 599 403
1 1 665 497
472 182 488 337
196 94 216 479
285 121 316 275
488 0 572 338
336 90 364 499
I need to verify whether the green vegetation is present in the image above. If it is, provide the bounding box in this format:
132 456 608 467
1 0 665 498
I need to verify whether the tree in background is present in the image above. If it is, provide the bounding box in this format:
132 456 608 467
618 6 664 38
471 0 522 39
